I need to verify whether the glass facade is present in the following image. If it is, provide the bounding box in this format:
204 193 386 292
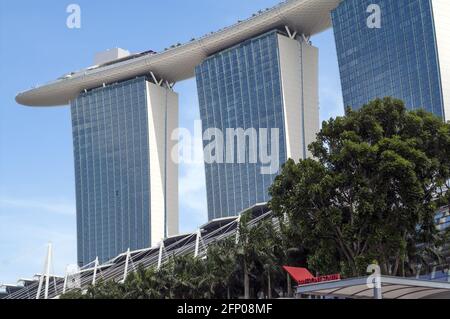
71 77 151 265
435 205 450 231
332 0 445 117
195 30 288 221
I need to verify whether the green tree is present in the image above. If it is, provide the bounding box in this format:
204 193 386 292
84 280 124 299
234 212 279 299
206 238 238 299
256 220 279 299
123 265 163 299
270 98 450 277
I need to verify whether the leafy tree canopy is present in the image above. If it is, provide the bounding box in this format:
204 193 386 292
270 98 450 277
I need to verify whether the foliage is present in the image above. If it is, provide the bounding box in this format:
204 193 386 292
269 98 450 277
61 212 289 299
61 98 450 298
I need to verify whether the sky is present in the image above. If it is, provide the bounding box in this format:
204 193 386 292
0 0 343 284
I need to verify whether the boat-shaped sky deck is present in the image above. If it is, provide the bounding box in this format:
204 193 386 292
15 0 340 106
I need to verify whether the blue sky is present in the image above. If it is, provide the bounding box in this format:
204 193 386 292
0 0 343 284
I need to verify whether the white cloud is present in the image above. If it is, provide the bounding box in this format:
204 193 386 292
0 197 75 216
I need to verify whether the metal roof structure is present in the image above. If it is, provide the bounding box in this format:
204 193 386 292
15 0 340 106
3 206 272 299
297 276 450 299
3 203 449 299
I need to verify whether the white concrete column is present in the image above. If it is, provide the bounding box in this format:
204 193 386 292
146 82 179 246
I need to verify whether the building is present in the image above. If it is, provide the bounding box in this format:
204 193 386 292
9 0 450 292
436 205 450 232
71 76 178 265
15 0 347 264
195 30 318 220
332 0 450 120
15 0 339 254
14 0 450 263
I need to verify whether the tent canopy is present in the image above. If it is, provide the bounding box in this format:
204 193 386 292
296 276 450 299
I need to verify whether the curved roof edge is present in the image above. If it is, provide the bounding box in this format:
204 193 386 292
16 0 340 107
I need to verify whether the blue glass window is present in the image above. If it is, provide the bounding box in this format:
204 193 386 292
332 0 444 118
196 30 288 220
71 77 151 265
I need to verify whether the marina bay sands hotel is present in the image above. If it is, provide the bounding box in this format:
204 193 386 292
16 0 450 265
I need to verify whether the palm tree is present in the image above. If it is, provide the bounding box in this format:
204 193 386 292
206 238 238 298
235 211 270 299
256 220 279 299
123 265 164 299
61 212 290 300
87 279 124 299
235 212 252 298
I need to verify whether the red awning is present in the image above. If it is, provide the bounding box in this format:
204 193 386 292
283 266 341 286
283 266 314 284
